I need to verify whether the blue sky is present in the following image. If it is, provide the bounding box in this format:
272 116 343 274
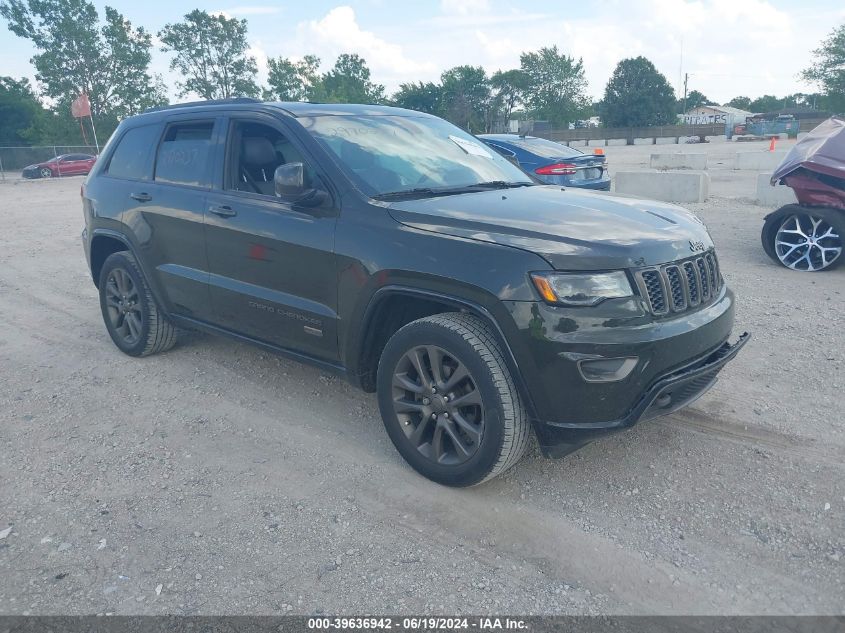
2 0 843 104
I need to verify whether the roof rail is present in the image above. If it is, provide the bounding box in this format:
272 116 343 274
143 97 262 114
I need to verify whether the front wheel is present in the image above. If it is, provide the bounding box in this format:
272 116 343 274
761 205 844 271
377 313 530 487
40 167 53 178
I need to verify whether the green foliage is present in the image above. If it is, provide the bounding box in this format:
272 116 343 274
320 53 384 104
158 9 259 100
683 90 710 110
490 69 528 123
725 96 752 110
0 76 42 144
0 0 165 122
440 65 491 131
802 23 845 113
747 94 788 113
519 46 589 126
391 81 443 115
601 57 676 127
265 54 321 102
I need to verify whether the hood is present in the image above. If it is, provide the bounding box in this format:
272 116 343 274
386 185 714 270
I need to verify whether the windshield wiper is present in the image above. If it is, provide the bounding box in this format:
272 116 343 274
470 181 534 189
372 181 533 200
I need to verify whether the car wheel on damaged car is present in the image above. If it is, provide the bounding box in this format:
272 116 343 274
762 205 844 271
763 116 845 272
80 98 747 486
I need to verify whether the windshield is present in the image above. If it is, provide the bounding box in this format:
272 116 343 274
497 136 584 160
299 114 533 196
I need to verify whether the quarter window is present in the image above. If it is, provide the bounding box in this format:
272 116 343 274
155 122 214 187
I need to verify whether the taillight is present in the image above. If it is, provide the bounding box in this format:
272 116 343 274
535 163 577 176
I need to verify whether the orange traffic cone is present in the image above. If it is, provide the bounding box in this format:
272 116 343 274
769 136 777 152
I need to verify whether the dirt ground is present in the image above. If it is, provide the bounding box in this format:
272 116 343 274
0 149 843 615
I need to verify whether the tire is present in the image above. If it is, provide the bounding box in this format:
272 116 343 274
40 167 53 178
377 312 530 487
98 251 177 357
761 205 845 271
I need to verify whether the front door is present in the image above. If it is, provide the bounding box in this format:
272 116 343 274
204 116 339 362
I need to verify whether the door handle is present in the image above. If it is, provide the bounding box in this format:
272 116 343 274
209 204 237 217
130 192 152 202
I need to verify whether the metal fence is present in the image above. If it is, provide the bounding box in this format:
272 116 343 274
0 145 98 180
531 118 829 146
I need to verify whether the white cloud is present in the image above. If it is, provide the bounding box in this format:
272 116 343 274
248 40 270 87
294 6 436 81
440 0 490 16
399 0 830 103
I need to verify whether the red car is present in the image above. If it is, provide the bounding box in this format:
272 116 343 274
22 153 97 179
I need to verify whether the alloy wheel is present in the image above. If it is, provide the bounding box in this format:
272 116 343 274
775 214 842 271
40 168 52 178
391 345 485 465
104 267 143 345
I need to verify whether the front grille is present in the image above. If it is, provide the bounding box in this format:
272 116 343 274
635 251 722 315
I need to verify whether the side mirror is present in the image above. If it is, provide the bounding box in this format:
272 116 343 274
274 163 328 208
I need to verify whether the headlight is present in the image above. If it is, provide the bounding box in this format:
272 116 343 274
531 271 633 306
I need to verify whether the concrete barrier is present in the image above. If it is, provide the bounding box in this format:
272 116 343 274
756 173 797 207
733 151 787 171
649 153 707 170
614 171 709 203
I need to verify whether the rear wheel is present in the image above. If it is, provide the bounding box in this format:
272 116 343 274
377 313 530 487
98 251 177 356
762 205 844 271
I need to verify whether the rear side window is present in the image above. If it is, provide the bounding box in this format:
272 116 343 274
155 122 214 187
107 125 160 180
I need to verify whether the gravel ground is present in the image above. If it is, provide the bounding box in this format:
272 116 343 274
0 159 843 615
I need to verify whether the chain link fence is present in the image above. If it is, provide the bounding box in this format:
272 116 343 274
0 145 98 181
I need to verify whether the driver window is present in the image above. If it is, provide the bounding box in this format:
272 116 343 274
226 121 317 198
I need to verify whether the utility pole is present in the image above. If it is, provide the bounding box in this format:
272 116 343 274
683 73 689 115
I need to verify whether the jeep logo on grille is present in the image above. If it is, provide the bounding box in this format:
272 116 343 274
689 240 706 253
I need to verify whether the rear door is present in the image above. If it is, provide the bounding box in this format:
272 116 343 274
121 116 221 319
203 114 340 362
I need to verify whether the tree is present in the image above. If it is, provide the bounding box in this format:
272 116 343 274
600 57 676 127
321 54 384 104
519 46 589 126
683 90 710 110
490 69 528 124
0 76 43 144
440 65 491 131
0 0 165 122
158 9 259 100
748 95 790 113
266 54 321 102
802 23 845 113
391 81 443 115
725 96 752 110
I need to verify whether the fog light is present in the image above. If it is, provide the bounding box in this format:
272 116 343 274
577 357 638 383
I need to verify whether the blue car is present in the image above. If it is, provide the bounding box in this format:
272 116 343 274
478 134 610 190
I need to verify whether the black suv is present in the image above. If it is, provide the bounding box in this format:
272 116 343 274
82 99 748 486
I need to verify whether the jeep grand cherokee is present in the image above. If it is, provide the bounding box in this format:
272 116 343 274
81 99 748 486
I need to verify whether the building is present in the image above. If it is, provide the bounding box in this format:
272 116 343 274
681 105 752 127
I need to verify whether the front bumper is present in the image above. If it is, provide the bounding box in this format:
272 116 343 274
502 283 747 456
539 332 749 456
